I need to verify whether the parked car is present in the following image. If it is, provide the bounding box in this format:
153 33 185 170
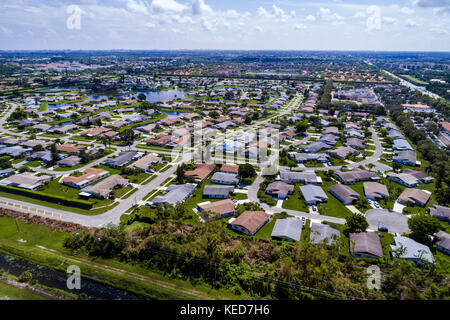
378 227 388 232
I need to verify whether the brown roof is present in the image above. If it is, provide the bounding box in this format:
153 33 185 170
398 188 431 205
128 153 162 170
199 199 235 215
185 163 216 181
220 164 239 174
363 182 389 199
56 144 86 154
230 211 270 234
349 232 383 258
61 168 108 185
84 174 128 197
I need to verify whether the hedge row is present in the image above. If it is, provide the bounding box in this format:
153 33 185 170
0 185 93 210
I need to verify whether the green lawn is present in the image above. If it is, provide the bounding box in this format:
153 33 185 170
281 184 309 212
401 75 428 85
0 281 52 300
317 173 352 219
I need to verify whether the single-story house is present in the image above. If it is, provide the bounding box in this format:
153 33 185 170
185 163 216 182
363 182 389 200
271 218 303 242
83 174 129 199
0 172 52 190
329 184 360 205
228 211 271 236
211 172 239 185
128 153 162 172
349 232 383 259
310 223 340 245
429 205 450 222
300 185 328 205
57 156 82 167
398 188 432 207
393 150 418 167
104 152 142 168
266 181 294 200
279 170 322 185
152 183 197 205
333 169 379 185
390 236 435 265
198 199 236 220
62 168 109 189
434 231 450 255
203 185 234 199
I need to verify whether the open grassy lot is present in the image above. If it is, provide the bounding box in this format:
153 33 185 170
0 280 52 300
282 184 309 212
317 173 352 219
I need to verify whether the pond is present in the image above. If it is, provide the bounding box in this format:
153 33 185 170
0 253 146 300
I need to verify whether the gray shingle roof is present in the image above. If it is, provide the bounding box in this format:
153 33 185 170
310 222 340 244
271 218 303 241
391 236 435 264
300 185 328 203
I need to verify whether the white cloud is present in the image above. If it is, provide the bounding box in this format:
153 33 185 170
406 18 418 26
257 5 291 22
294 23 306 29
306 14 316 21
317 7 344 21
400 6 415 14
383 17 396 24
150 0 186 14
255 25 263 32
353 11 366 18
192 0 213 16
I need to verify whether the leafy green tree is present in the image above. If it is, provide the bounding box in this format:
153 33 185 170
209 110 220 119
176 165 185 184
408 213 441 242
238 164 256 179
435 187 450 206
345 213 369 233
295 122 309 136
119 128 135 149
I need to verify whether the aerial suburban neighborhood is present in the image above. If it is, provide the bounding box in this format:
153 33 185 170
0 0 449 310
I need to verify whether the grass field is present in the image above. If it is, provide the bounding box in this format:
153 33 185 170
0 216 246 300
401 75 428 85
0 281 52 300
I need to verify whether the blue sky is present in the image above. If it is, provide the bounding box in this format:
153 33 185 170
0 0 449 51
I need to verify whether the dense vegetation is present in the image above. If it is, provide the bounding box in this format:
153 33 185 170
63 203 449 300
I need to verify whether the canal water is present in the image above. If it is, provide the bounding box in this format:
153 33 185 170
0 253 145 300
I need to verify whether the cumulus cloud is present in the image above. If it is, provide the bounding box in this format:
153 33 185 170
257 5 292 22
125 0 148 14
406 18 418 26
150 0 186 14
306 15 316 21
317 7 344 21
383 17 396 24
294 23 306 29
400 7 415 14
353 11 366 18
192 0 213 16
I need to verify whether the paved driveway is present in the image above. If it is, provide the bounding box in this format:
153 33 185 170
365 209 410 234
